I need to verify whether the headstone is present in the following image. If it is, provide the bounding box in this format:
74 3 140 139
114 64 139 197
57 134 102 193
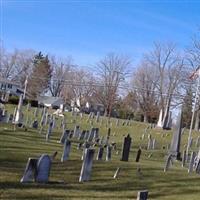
169 110 183 160
79 148 95 182
60 129 70 144
182 150 186 167
34 107 39 117
73 125 80 138
113 167 121 179
121 134 132 161
188 152 196 173
137 190 148 200
106 145 112 161
35 154 51 183
32 120 38 129
20 158 38 182
116 119 119 126
46 120 53 141
61 139 71 162
164 154 172 172
96 111 100 123
96 146 104 160
136 148 142 162
189 137 193 148
195 150 200 174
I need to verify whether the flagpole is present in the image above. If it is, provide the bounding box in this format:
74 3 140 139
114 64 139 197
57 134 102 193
186 69 200 159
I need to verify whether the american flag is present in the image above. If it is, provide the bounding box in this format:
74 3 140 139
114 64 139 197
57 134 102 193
189 66 200 80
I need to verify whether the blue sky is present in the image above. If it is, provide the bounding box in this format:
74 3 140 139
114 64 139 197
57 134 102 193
1 0 200 67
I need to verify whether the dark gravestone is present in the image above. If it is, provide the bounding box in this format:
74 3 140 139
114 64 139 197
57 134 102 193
196 136 200 148
79 148 95 182
61 139 71 162
20 158 38 182
35 154 51 183
169 110 183 160
121 134 132 161
78 130 86 141
32 120 38 129
96 147 104 160
136 148 142 162
182 150 186 167
60 129 70 144
137 190 148 200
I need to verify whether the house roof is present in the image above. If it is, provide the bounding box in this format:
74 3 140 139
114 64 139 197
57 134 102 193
0 77 21 87
37 96 63 105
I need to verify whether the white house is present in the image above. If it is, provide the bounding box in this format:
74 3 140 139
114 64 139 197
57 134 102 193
37 96 64 109
0 78 25 100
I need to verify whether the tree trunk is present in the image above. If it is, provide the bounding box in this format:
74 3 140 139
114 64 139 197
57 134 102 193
195 110 200 131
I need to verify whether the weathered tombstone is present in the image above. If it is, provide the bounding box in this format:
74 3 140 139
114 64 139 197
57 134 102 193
195 150 200 174
147 138 153 150
96 111 100 123
189 137 193 148
73 125 80 138
136 148 142 162
35 154 51 183
116 119 119 126
164 154 172 172
20 158 38 183
78 130 86 141
61 139 71 162
137 190 148 200
32 120 38 129
27 103 31 111
34 107 39 118
113 167 121 179
106 145 112 161
121 134 132 161
87 128 95 142
152 139 156 150
182 150 186 167
188 151 196 173
46 120 53 141
60 129 70 144
79 148 95 182
169 110 183 160
96 146 104 160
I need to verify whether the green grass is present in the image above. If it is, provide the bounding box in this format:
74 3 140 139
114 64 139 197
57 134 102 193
0 104 200 200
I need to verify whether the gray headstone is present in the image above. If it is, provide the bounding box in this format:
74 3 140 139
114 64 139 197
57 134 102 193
61 139 71 162
169 110 183 160
106 145 112 161
20 158 38 183
79 148 95 182
35 154 51 183
60 129 70 144
188 152 196 173
96 147 104 160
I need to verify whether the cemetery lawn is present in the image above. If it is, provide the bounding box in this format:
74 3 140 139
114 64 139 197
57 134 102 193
1 105 200 200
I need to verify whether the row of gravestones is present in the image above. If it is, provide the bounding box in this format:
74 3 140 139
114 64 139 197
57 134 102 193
163 110 200 175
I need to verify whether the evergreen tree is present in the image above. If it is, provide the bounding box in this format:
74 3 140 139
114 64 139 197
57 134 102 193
28 52 52 98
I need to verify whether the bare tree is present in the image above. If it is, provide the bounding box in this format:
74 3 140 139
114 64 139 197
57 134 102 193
49 56 73 97
144 42 184 127
94 53 131 117
131 60 159 122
